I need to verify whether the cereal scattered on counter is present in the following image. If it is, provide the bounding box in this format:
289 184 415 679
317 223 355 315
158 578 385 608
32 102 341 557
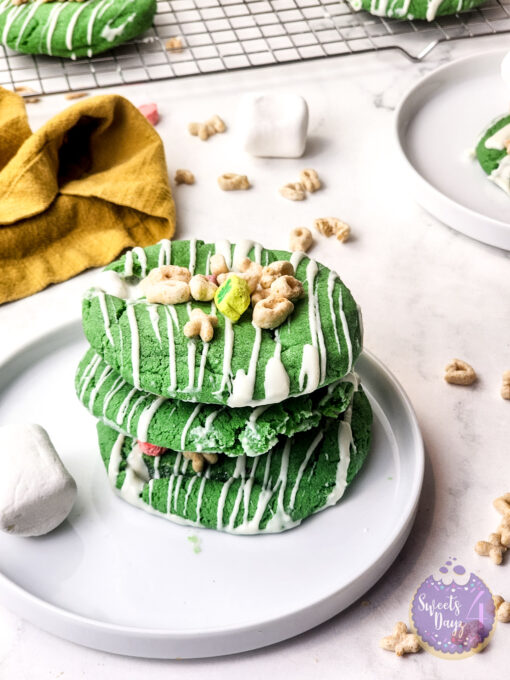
299 168 321 193
444 358 477 386
279 182 306 201
217 173 250 191
138 102 159 126
314 217 351 242
289 226 313 252
174 169 195 185
380 622 421 657
65 92 89 100
494 595 510 622
189 114 226 141
475 533 507 565
24 96 40 104
165 36 183 52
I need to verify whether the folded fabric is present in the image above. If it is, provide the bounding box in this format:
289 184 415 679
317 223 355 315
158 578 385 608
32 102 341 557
0 88 175 304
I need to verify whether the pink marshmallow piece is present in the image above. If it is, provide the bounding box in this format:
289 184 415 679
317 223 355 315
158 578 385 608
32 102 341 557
206 274 218 285
138 441 166 456
138 103 159 126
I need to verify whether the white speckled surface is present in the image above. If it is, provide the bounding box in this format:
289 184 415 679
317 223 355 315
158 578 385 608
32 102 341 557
1 33 509 678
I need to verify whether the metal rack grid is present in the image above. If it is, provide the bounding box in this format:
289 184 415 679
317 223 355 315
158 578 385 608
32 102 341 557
1 0 510 94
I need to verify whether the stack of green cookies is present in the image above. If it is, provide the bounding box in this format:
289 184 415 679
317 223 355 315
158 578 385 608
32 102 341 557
75 238 373 534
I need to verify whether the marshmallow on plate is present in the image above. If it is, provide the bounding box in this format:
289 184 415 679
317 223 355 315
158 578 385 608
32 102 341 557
237 93 309 158
0 425 77 537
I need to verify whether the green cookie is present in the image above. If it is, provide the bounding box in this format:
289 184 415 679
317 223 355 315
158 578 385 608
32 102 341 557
82 239 362 408
475 114 510 196
349 0 486 21
76 347 358 456
0 0 156 59
96 386 372 534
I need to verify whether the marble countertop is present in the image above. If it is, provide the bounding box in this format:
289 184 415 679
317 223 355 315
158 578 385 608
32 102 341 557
1 31 510 679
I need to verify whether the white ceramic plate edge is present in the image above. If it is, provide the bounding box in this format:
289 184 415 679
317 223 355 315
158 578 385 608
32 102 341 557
395 49 510 251
0 322 424 659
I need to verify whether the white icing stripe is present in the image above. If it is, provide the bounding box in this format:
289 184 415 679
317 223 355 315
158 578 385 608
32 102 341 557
485 123 510 151
3 5 23 44
65 0 90 50
101 10 136 42
232 239 254 270
124 250 133 276
338 285 353 371
158 239 171 266
215 239 232 269
289 432 323 510
227 324 262 407
298 344 320 393
263 338 290 403
181 404 202 450
214 317 233 396
97 290 114 345
108 432 125 484
132 246 147 278
325 407 354 506
164 305 178 392
88 364 112 411
79 354 101 401
147 305 161 344
45 2 67 55
327 271 341 354
489 154 510 195
290 251 306 272
126 394 147 432
87 0 110 45
126 303 140 389
136 397 165 442
102 375 125 413
188 237 197 275
15 0 43 49
116 386 137 426
196 342 209 391
153 456 160 479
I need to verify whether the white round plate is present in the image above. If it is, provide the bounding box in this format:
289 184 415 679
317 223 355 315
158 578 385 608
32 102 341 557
395 49 510 251
0 322 423 659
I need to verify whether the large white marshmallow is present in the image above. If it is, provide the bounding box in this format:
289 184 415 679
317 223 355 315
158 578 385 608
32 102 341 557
0 425 77 537
502 50 510 92
237 93 309 158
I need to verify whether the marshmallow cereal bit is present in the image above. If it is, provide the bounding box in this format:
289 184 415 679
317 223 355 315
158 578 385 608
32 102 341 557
237 93 309 158
138 103 159 126
0 424 77 537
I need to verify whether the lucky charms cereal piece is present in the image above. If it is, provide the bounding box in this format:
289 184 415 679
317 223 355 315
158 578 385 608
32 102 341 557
380 622 421 657
138 103 159 126
138 441 167 457
214 274 250 322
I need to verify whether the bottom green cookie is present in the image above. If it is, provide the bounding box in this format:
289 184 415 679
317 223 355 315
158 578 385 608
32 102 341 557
97 387 372 534
475 114 510 196
348 0 486 22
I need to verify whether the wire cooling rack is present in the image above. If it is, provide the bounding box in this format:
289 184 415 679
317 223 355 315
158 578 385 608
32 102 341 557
1 0 510 94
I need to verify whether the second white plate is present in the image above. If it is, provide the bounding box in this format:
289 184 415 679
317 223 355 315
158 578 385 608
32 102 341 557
396 49 510 250
0 322 423 658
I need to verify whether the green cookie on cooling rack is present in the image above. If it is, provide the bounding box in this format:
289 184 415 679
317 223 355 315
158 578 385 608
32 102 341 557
348 0 487 22
0 0 156 59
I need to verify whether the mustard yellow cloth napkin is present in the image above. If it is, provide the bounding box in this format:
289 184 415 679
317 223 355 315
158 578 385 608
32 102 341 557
0 88 175 304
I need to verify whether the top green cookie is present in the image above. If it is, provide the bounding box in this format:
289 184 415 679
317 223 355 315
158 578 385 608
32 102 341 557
82 239 363 408
475 114 510 196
